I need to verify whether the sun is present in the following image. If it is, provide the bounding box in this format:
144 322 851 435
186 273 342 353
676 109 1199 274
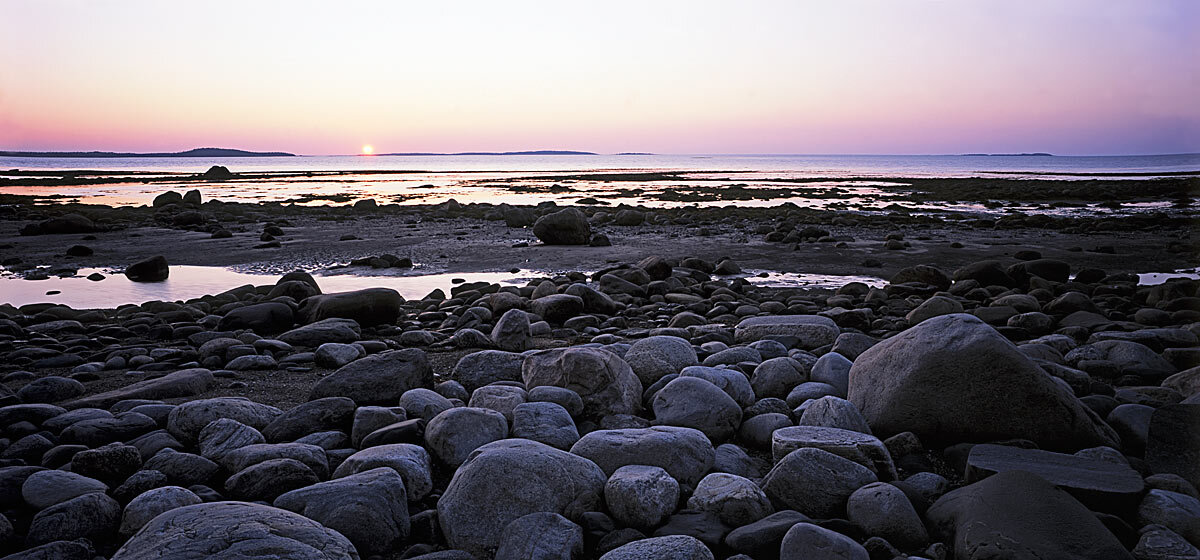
360 144 374 155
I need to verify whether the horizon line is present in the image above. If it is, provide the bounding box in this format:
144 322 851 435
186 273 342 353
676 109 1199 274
4 148 1200 158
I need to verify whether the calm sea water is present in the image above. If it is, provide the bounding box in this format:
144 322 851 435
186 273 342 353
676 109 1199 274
3 153 1199 177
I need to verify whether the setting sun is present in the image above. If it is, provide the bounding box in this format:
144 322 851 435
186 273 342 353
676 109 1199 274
361 144 374 155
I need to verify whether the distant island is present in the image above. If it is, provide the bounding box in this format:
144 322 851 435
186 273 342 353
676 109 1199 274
373 150 597 156
617 152 654 156
960 152 1053 157
0 148 295 158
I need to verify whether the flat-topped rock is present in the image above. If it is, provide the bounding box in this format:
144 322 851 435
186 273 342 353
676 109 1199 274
966 443 1145 511
62 368 215 410
734 315 839 348
771 425 897 480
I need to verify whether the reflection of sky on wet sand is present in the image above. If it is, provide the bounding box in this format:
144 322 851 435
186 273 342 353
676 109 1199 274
2 170 1192 219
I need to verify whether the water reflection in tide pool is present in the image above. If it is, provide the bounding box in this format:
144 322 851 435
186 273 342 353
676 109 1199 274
1 265 899 309
0 266 557 309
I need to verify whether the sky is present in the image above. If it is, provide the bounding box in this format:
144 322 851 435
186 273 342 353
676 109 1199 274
1 1 1197 155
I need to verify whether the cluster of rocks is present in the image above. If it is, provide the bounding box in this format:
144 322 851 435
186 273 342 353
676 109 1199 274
0 254 1197 559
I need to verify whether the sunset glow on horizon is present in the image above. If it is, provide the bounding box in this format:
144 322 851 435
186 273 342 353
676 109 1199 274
1 0 1197 156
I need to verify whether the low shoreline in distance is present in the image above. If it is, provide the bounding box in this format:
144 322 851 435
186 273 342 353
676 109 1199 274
372 150 599 156
0 147 296 158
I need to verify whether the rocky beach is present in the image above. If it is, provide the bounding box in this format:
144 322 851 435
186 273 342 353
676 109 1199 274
0 170 1198 560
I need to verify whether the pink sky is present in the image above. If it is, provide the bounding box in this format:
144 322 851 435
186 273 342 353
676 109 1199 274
1 1 1197 155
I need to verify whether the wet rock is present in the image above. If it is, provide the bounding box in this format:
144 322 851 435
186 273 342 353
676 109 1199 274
309 348 432 405
439 439 606 557
110 501 357 559
523 347 642 418
848 313 1119 451
533 208 592 245
121 256 174 285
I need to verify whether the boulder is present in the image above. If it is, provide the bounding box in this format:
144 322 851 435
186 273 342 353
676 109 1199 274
1145 404 1200 491
846 482 927 550
111 501 357 560
779 522 868 560
25 492 121 547
570 426 715 487
760 447 878 518
331 443 433 501
125 256 169 282
532 208 592 245
926 470 1133 560
599 535 714 560
494 512 585 560
425 407 509 467
118 486 202 537
523 348 642 418
277 318 361 347
218 302 295 335
625 336 699 387
686 473 772 527
299 287 403 327
771 425 896 480
734 315 839 349
308 348 432 405
965 443 1145 511
438 439 606 557
847 314 1119 451
605 465 680 529
651 376 742 442
452 350 525 392
167 397 281 443
274 467 410 556
64 368 214 410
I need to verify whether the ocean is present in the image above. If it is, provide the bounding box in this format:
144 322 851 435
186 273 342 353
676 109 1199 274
3 152 1199 177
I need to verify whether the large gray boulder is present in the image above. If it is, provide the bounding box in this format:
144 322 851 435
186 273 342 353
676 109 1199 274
734 315 839 348
760 447 878 518
118 486 202 537
167 397 281 444
425 407 509 467
26 492 121 547
599 535 714 560
438 439 606 557
523 348 642 419
624 336 699 386
494 512 585 560
771 425 896 480
452 350 525 392
651 376 742 442
274 467 409 556
111 501 359 560
570 426 715 487
299 287 403 327
926 470 1133 560
532 208 591 245
309 348 432 405
332 443 432 501
847 314 1119 451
